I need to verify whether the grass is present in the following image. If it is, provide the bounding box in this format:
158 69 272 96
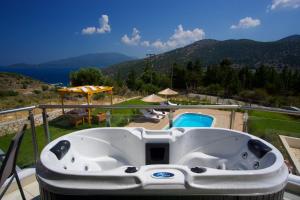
248 110 300 158
93 98 154 127
0 98 150 167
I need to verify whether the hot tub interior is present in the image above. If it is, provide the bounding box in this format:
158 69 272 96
43 128 277 173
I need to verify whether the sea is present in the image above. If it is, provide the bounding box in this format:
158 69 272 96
0 66 80 86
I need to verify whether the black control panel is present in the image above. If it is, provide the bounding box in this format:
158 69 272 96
50 140 71 160
146 143 169 165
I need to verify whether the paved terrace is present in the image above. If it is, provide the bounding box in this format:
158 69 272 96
127 109 244 131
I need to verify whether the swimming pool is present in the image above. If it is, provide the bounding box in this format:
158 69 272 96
172 113 213 127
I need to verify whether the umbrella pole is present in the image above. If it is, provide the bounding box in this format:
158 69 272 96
86 94 91 125
60 94 65 114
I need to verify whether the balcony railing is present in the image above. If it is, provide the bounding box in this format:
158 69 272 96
0 103 299 164
0 103 300 197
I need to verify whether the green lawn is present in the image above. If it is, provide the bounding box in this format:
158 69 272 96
0 98 150 167
248 110 300 158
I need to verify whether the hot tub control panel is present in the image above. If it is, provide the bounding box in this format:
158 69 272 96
146 143 169 165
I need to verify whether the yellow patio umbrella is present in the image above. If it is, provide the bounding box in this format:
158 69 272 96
158 88 178 99
57 85 113 125
141 94 166 103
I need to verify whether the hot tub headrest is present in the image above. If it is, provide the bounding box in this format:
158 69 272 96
248 139 271 159
50 140 71 160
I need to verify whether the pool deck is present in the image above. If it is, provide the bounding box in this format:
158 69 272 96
1 173 39 200
126 109 244 131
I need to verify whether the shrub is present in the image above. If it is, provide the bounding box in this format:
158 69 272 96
205 84 223 96
0 90 19 97
141 83 159 94
22 83 28 89
33 90 42 94
70 67 105 86
93 93 105 100
41 85 49 91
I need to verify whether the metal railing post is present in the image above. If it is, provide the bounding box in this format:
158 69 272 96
243 111 248 132
229 110 235 129
106 111 111 127
168 110 173 128
28 110 38 164
42 108 51 144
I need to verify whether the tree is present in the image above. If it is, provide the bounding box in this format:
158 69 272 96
115 69 123 87
254 65 268 88
172 65 187 89
70 67 105 86
220 58 232 67
141 83 159 94
185 61 203 90
126 69 139 90
238 66 253 89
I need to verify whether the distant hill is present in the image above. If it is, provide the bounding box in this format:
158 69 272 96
7 52 135 68
0 53 135 84
104 35 300 77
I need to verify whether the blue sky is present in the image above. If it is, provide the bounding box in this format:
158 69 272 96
0 0 300 65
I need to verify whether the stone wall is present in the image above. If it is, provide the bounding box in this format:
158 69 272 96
0 96 140 136
0 109 68 136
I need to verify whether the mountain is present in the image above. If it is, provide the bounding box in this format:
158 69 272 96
0 53 135 85
104 35 300 77
6 52 135 68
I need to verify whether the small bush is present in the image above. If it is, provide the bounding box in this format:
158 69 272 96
0 90 19 97
22 83 28 89
41 85 49 91
33 90 42 94
93 93 105 100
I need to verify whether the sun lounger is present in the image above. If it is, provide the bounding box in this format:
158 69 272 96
167 101 178 106
149 109 168 116
140 109 163 122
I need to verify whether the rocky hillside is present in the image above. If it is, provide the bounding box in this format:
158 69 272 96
0 72 57 109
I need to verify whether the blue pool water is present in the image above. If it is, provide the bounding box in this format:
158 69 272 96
172 113 213 127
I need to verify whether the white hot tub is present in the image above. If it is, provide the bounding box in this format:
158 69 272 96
36 127 288 200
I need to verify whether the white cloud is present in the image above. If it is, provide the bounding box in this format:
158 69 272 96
121 28 141 45
164 25 205 49
230 17 261 29
121 24 205 50
141 40 150 47
82 14 111 35
268 0 300 10
82 27 97 35
152 40 166 49
97 15 111 33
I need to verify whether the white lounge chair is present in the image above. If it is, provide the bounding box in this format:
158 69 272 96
140 109 163 122
149 109 168 116
167 101 178 106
